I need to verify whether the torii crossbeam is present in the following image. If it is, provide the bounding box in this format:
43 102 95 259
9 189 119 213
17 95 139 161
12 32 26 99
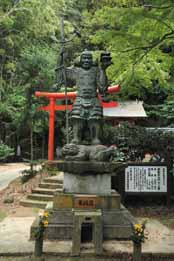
35 84 120 160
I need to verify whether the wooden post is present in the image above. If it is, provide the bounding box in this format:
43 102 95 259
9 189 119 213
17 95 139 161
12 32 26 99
34 236 43 257
119 164 126 204
167 161 172 207
34 224 44 257
48 98 55 161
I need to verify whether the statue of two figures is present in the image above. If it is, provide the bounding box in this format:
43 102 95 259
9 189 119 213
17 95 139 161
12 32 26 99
66 50 112 145
58 49 116 161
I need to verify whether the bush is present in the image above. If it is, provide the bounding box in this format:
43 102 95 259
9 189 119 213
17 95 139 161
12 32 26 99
102 121 174 161
20 169 38 183
3 195 14 204
0 142 14 162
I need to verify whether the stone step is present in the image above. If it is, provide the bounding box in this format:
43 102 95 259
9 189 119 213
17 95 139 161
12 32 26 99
43 177 63 184
39 182 62 189
32 187 59 195
20 198 47 209
28 193 53 201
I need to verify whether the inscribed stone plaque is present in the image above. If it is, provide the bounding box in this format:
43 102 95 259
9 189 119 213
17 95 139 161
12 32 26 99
74 196 99 209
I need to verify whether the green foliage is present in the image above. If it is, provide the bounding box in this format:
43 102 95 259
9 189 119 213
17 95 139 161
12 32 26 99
20 159 42 183
0 0 174 159
20 168 38 183
19 44 56 89
0 142 14 160
102 122 174 160
0 210 7 222
102 121 146 148
111 148 127 162
3 196 14 204
84 1 174 101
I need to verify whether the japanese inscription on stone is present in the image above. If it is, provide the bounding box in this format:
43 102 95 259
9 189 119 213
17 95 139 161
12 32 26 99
74 196 98 209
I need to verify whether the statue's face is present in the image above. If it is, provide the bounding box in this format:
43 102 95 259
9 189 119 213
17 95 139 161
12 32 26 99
80 54 93 69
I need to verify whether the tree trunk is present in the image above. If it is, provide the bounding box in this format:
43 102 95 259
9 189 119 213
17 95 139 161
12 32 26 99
42 133 45 159
30 120 34 172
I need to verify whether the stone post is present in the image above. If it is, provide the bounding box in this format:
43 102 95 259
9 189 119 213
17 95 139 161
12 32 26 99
34 221 44 257
34 237 43 257
72 214 81 256
133 242 142 261
94 219 103 255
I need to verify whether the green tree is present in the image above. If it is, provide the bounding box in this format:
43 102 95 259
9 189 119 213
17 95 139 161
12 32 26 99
78 0 174 126
0 141 14 161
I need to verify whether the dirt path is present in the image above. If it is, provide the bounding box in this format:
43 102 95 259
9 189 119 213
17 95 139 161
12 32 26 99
0 163 30 190
0 163 48 218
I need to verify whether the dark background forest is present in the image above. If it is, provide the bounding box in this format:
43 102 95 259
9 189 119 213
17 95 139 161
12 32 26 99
0 0 174 161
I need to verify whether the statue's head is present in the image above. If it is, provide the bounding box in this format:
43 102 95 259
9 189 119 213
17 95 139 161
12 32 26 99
80 50 93 69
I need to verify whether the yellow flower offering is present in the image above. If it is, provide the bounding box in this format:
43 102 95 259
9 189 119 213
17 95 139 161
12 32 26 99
43 220 49 227
131 221 147 244
43 211 49 218
134 224 141 229
134 224 143 234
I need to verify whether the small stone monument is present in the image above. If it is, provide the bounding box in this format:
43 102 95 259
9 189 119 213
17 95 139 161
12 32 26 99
31 50 134 255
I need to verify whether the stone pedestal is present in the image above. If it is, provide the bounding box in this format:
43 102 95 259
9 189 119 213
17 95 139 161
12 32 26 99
30 160 135 255
64 172 111 194
60 161 121 195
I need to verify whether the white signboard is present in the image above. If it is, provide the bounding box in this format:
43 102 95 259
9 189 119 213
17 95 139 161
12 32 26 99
125 166 167 192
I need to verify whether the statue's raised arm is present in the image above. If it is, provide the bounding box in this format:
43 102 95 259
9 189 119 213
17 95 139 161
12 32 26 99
97 52 112 98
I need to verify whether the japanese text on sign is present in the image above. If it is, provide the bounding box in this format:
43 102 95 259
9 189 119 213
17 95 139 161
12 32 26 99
125 166 167 192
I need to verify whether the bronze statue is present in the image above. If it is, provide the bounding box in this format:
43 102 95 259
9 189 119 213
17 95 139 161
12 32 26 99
66 50 112 145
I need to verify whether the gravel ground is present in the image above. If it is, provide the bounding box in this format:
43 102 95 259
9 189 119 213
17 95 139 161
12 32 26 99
0 216 174 255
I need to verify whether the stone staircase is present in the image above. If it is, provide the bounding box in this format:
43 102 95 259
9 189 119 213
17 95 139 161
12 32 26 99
20 175 63 209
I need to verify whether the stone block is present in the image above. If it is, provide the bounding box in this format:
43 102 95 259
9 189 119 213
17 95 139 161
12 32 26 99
52 191 120 211
100 192 120 209
53 192 73 209
45 224 73 239
58 161 112 174
64 172 111 194
103 225 132 239
54 160 125 174
103 209 134 225
48 209 73 224
72 210 102 256
73 193 120 210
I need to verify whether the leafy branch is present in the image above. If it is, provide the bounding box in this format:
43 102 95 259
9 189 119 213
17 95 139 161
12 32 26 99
0 1 31 22
122 30 174 54
143 4 174 10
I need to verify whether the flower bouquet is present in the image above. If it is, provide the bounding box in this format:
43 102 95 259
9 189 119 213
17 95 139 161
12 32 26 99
131 222 147 245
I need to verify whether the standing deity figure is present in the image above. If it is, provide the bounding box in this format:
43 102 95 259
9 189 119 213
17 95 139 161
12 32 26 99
66 50 112 145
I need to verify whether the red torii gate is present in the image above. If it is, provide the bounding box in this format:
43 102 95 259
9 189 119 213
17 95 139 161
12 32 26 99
35 84 120 160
